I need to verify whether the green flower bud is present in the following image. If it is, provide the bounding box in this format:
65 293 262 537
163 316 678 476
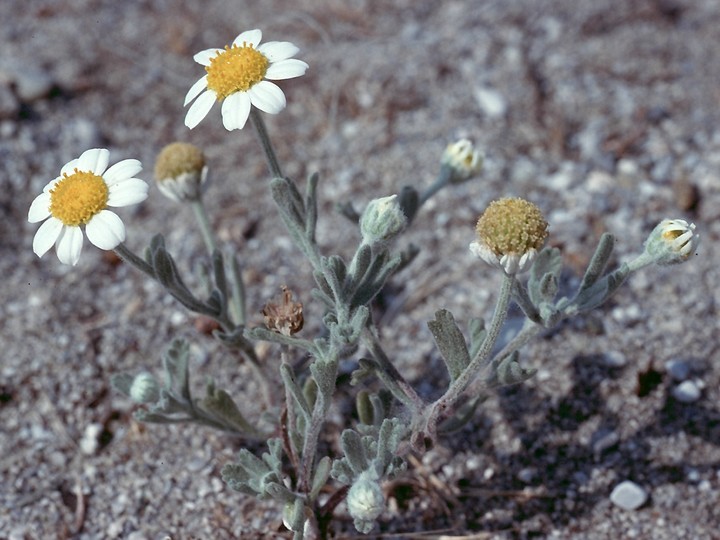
470 197 548 275
129 372 160 404
154 142 208 202
644 218 699 265
346 470 384 534
441 139 483 183
359 195 407 246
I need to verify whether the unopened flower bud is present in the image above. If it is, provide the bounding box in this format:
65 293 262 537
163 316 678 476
346 471 384 534
154 142 208 202
470 197 548 275
441 139 483 183
360 195 407 246
644 218 699 265
129 372 160 404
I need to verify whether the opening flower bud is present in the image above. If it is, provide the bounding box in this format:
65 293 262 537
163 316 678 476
643 218 699 265
154 142 208 202
441 139 483 183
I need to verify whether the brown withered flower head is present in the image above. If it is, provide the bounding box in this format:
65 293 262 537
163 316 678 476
262 286 304 336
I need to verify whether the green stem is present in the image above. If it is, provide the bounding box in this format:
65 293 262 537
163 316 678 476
418 164 453 206
362 327 425 414
250 108 283 179
190 198 217 255
425 273 514 437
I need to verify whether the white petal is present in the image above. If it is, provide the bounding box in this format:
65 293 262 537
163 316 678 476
55 226 84 266
193 48 222 66
265 59 309 80
28 192 51 223
258 41 299 62
77 148 110 175
43 177 62 193
248 81 286 114
184 76 208 106
221 91 251 131
107 178 149 206
184 90 217 129
104 159 142 184
233 29 262 48
61 159 79 176
86 210 126 250
33 217 64 258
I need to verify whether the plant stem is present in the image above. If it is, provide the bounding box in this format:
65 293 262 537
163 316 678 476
425 273 514 436
190 198 217 255
250 108 283 179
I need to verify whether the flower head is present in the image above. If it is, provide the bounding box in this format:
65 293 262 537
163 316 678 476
470 197 548 275
262 286 304 336
154 142 208 202
441 139 483 183
28 148 148 266
644 218 699 265
359 194 407 246
184 29 309 131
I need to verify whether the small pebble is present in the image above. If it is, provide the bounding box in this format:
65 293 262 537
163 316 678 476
672 380 701 403
610 480 648 510
665 359 690 381
474 86 507 118
603 351 627 368
517 467 536 483
80 422 104 455
14 66 54 102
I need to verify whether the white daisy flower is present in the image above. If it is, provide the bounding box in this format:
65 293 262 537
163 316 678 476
184 28 309 131
28 148 149 266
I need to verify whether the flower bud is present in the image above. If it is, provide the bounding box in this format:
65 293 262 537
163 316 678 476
441 139 483 183
470 197 548 275
359 195 407 246
129 372 160 404
644 218 699 265
346 471 384 534
154 142 208 202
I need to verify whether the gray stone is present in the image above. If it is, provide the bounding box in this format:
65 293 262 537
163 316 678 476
665 359 691 381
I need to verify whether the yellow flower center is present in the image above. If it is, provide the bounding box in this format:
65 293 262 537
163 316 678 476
476 197 548 256
49 170 109 226
205 43 269 101
662 229 683 242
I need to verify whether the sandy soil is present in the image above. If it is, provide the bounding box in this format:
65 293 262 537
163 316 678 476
2 0 719 538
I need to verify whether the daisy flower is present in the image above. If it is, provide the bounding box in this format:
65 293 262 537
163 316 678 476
28 148 149 266
184 28 309 131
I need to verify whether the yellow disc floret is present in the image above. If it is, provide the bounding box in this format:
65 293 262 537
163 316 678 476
475 197 548 256
205 43 269 101
49 170 109 226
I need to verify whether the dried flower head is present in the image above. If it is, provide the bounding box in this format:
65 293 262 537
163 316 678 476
441 139 483 183
262 286 304 336
154 142 208 202
644 218 699 265
470 197 548 275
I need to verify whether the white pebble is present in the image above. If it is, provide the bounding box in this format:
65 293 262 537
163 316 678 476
603 351 627 368
672 380 701 403
79 422 104 455
474 86 507 118
610 480 647 510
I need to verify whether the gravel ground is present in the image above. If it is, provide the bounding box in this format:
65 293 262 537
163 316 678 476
2 0 719 538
